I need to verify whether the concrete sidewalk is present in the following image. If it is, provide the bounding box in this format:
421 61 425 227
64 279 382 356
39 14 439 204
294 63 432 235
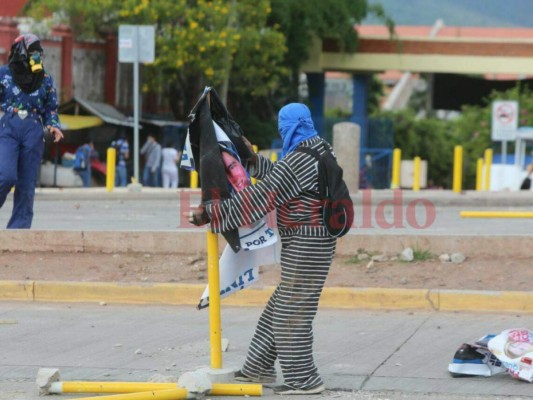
0 302 531 399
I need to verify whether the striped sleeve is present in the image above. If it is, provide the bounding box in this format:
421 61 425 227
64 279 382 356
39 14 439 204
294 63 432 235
247 154 274 180
205 152 318 233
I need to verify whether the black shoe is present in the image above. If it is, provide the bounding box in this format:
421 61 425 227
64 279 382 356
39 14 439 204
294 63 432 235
272 383 325 395
234 370 276 384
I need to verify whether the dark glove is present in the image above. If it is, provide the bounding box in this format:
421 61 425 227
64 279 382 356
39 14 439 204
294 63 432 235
189 204 210 226
241 136 258 166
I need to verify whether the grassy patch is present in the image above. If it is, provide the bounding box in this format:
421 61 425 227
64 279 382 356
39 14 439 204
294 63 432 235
412 248 435 262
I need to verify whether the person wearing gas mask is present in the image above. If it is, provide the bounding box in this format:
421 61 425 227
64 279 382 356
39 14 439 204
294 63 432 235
0 33 63 229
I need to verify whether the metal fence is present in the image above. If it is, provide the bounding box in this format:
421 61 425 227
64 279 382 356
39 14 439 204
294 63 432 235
323 117 394 189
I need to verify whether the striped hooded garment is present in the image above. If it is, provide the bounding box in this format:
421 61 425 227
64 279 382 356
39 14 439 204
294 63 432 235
204 103 337 391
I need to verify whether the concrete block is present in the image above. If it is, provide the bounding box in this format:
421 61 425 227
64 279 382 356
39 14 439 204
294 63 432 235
196 366 235 384
333 122 360 193
36 368 60 395
177 370 212 394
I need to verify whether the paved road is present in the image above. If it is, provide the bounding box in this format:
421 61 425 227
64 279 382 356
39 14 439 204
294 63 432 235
1 189 532 235
0 302 531 399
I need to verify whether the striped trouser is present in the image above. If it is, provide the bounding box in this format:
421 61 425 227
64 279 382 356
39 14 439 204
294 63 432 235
241 234 336 389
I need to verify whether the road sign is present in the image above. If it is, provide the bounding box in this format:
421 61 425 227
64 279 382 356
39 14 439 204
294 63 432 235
118 25 155 182
118 25 155 63
491 100 518 141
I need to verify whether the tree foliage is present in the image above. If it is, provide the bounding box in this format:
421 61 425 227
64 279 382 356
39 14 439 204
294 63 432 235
377 85 533 189
27 0 385 146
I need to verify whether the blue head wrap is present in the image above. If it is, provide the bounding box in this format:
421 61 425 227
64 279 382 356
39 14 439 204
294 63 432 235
278 103 318 157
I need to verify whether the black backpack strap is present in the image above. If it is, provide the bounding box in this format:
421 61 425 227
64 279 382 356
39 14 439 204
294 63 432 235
294 146 328 197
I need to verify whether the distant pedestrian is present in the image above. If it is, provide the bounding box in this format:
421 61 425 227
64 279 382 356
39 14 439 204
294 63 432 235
141 134 161 187
111 134 129 187
74 139 98 188
0 33 64 229
161 141 181 189
520 164 533 190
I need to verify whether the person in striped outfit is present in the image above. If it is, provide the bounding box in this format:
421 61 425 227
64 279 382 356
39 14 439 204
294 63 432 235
191 103 338 395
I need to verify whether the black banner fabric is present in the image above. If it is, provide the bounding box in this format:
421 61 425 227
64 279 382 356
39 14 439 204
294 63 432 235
187 87 251 253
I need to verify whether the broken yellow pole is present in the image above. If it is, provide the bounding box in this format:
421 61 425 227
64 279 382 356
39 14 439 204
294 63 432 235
49 382 262 396
72 388 187 400
207 230 222 369
212 383 262 396
460 211 533 218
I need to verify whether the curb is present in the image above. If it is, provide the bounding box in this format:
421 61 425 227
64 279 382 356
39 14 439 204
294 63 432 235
1 281 531 313
1 230 533 258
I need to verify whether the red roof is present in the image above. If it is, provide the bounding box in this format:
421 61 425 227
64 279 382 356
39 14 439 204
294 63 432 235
356 25 533 80
358 25 533 40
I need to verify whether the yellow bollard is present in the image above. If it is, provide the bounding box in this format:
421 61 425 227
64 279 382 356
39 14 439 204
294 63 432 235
413 156 421 192
190 170 199 189
73 388 187 400
391 148 401 189
270 151 278 162
452 145 463 193
51 382 262 396
207 230 222 369
251 145 258 185
460 211 533 219
106 147 116 192
475 158 484 191
484 149 493 191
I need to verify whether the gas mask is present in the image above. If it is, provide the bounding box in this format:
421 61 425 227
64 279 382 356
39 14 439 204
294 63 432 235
29 52 43 73
9 34 44 74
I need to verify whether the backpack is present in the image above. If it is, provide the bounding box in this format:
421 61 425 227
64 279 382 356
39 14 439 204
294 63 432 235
73 145 87 171
296 146 354 238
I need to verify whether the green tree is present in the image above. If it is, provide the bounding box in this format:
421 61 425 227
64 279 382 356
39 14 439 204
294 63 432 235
379 109 455 188
27 0 287 120
452 86 533 187
27 0 391 147
268 0 392 102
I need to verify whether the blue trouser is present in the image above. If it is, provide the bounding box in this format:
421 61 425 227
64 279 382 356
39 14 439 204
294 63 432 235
143 165 160 187
78 168 91 187
115 164 128 187
0 113 44 229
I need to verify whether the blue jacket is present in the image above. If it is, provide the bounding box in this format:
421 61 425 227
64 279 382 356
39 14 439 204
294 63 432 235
0 65 60 128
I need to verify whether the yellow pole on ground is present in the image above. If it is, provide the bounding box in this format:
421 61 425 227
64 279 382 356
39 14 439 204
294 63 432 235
452 145 463 193
391 148 401 189
106 147 116 192
413 156 421 192
212 383 262 396
483 148 493 191
207 230 222 369
73 389 187 400
460 211 533 218
475 158 484 191
251 145 258 185
53 382 262 396
270 151 278 162
190 170 199 189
